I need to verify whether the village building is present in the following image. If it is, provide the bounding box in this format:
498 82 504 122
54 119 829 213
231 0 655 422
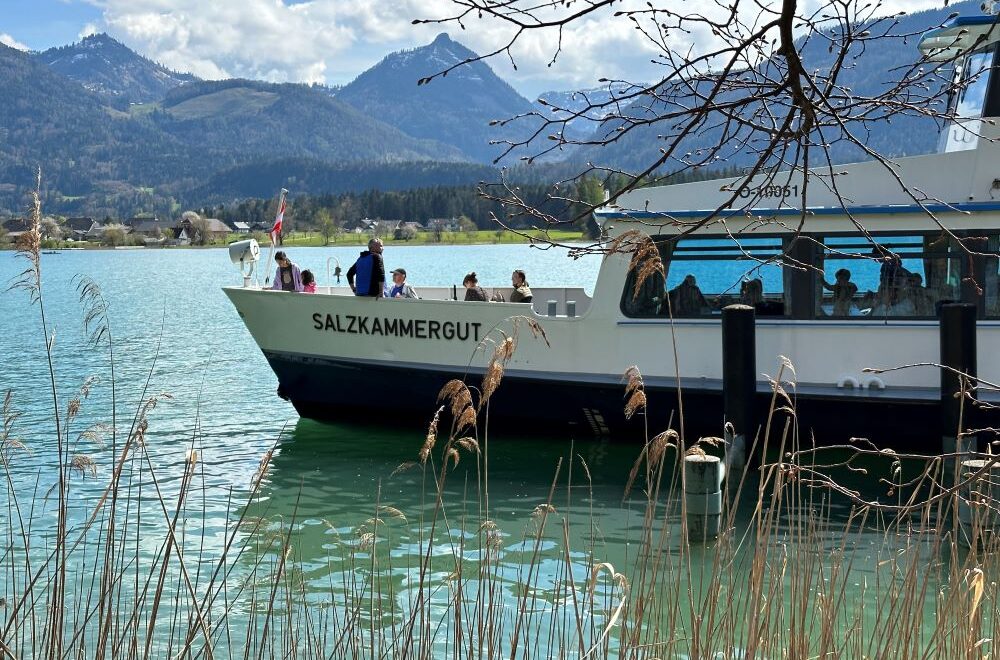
174 217 231 244
428 217 461 232
65 217 98 241
1 218 29 241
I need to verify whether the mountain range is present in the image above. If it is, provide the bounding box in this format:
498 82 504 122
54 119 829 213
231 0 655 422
0 3 984 218
580 3 972 173
337 33 542 163
36 33 198 106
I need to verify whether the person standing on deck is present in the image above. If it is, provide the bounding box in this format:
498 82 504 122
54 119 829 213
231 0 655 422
347 238 385 297
509 269 533 303
271 251 303 292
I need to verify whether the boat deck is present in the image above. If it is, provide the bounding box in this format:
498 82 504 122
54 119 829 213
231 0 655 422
309 285 594 317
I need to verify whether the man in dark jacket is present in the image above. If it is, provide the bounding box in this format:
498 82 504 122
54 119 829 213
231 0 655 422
347 238 385 297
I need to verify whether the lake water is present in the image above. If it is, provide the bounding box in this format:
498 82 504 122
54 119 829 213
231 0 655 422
0 245 983 657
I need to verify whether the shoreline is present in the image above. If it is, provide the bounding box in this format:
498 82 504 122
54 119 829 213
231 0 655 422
3 229 588 251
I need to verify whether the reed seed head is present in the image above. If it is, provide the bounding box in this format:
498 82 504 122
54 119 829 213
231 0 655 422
419 407 443 464
70 454 97 477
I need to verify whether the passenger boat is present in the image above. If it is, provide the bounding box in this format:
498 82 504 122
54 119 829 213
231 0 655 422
225 14 1000 446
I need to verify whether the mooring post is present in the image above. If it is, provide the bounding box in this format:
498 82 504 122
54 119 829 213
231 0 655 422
684 453 724 542
958 458 1000 549
940 303 978 479
722 304 755 472
547 300 558 317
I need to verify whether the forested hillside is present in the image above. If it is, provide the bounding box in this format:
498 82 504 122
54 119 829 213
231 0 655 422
582 1 973 173
337 34 542 163
37 33 198 106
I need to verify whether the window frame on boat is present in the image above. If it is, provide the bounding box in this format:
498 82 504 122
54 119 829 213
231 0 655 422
619 230 1000 321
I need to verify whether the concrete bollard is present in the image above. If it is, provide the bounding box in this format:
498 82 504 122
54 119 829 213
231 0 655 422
685 454 724 542
547 300 557 317
566 300 576 318
722 304 755 472
940 303 978 480
958 459 1000 549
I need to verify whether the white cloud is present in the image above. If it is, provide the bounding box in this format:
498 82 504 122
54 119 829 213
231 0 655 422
0 33 30 51
79 23 100 39
78 0 954 97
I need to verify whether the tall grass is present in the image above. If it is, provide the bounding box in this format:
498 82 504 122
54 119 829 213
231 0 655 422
3 174 1000 658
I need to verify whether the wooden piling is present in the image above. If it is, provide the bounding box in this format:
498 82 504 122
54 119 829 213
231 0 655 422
958 459 1000 549
940 303 977 468
722 304 755 471
685 453 724 542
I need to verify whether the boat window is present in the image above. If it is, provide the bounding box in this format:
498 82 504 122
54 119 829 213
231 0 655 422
981 235 1000 317
815 233 960 319
621 236 787 318
957 50 995 119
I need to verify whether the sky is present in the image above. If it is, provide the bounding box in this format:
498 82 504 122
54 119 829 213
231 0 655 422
0 0 952 98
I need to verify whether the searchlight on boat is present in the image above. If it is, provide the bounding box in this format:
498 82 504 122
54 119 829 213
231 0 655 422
229 238 260 287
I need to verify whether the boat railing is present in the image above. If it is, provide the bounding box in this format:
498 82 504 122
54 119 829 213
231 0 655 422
308 285 593 316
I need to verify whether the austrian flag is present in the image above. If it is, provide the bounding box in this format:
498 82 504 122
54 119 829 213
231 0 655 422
270 197 286 242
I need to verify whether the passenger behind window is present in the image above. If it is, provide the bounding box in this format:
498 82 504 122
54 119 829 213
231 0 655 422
625 266 664 316
301 269 317 293
823 268 857 316
907 273 936 316
740 278 763 307
667 275 708 316
873 249 910 307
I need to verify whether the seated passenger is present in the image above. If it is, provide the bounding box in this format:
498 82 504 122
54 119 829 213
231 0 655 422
388 268 419 299
823 268 857 316
667 274 708 315
271 251 303 292
873 248 910 307
908 273 935 316
510 269 533 303
740 278 763 307
623 267 663 316
463 272 489 301
301 269 317 293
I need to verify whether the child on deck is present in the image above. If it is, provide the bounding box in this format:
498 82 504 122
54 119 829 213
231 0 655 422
301 269 317 293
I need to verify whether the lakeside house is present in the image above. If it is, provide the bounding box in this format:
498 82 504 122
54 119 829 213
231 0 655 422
227 220 251 234
65 217 98 241
1 217 29 241
127 218 171 241
174 217 231 245
351 217 426 239
428 217 461 232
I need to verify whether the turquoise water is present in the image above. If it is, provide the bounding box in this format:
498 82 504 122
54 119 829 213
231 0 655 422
0 245 652 654
0 244 608 525
0 245 976 657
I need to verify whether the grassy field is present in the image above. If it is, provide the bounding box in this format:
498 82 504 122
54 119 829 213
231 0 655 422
2 228 588 251
277 228 588 247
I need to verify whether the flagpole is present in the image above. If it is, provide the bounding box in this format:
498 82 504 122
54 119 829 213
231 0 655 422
262 188 288 288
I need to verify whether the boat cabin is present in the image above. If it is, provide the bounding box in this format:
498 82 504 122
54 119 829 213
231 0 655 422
920 15 1000 150
599 12 1000 324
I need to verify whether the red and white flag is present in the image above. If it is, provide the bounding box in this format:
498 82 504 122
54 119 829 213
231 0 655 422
270 196 286 243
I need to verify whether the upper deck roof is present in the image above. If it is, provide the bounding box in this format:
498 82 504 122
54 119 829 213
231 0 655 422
919 15 1000 60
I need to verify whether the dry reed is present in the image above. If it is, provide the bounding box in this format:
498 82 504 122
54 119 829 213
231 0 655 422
4 178 1000 659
